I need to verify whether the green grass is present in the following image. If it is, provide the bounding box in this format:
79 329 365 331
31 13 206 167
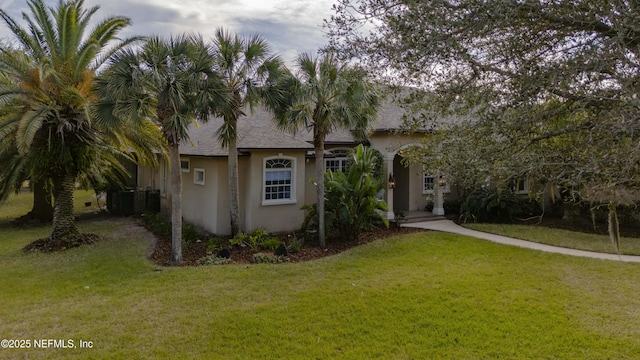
465 223 640 255
1 194 640 359
0 189 99 222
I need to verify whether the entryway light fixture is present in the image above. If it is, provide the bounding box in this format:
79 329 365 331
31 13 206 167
388 173 396 189
438 175 446 187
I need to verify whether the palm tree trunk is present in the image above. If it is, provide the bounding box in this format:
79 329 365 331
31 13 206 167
169 143 183 265
50 174 78 240
228 131 241 236
315 138 326 248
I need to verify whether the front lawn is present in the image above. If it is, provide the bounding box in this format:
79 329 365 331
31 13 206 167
465 223 640 256
1 194 640 358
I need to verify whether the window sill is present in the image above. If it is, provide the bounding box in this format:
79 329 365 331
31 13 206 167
262 199 297 206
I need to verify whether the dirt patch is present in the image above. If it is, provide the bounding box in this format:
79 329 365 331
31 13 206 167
20 212 154 253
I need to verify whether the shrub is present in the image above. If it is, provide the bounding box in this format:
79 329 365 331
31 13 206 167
302 144 389 241
230 229 272 250
230 232 248 247
182 221 199 243
206 237 227 254
250 228 269 240
443 198 462 215
248 229 269 249
393 210 406 228
260 238 282 250
288 238 302 253
460 187 521 223
516 197 542 218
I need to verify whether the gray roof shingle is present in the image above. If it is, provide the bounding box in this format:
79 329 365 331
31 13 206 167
178 100 432 156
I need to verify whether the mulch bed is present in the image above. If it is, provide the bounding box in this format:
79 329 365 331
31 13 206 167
23 233 102 252
149 225 427 266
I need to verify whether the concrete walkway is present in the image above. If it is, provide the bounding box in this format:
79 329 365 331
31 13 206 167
403 219 640 263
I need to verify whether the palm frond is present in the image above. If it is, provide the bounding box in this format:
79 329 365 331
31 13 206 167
92 36 145 71
27 0 59 62
15 106 48 154
215 119 237 148
0 8 42 59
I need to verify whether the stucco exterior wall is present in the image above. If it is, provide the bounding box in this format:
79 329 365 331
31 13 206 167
173 155 254 235
243 150 307 233
304 157 318 207
180 156 224 234
368 133 424 155
136 130 459 235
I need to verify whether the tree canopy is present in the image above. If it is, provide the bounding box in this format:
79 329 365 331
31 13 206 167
96 34 229 264
269 53 380 247
209 28 283 236
327 0 640 205
0 0 159 242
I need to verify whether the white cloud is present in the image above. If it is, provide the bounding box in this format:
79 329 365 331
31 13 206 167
0 0 336 64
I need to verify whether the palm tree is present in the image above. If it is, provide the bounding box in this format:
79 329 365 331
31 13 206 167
269 53 380 247
0 130 53 223
96 35 229 265
210 28 283 236
0 0 144 241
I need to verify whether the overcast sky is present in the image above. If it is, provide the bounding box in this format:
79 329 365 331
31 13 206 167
0 0 337 63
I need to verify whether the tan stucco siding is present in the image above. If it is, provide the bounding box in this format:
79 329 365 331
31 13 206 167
369 133 425 155
244 150 307 233
179 156 252 236
407 163 429 211
180 157 223 234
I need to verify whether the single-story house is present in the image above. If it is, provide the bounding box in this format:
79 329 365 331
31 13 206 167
136 102 458 235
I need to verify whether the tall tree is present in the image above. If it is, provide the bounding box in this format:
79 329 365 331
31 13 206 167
269 53 380 248
0 0 142 242
327 0 640 243
209 28 283 236
96 35 229 265
0 133 53 223
0 52 54 223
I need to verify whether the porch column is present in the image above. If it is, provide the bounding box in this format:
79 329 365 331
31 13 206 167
384 153 395 220
432 171 445 216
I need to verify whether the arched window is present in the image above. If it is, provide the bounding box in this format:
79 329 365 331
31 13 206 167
263 156 296 205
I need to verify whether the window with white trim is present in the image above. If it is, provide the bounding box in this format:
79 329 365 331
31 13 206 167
325 149 351 173
194 168 205 185
180 158 190 172
514 179 529 194
263 156 296 205
423 175 435 194
423 174 450 194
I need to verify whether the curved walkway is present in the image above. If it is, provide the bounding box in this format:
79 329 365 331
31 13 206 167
403 219 640 263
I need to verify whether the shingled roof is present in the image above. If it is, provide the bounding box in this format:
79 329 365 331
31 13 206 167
178 100 418 157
